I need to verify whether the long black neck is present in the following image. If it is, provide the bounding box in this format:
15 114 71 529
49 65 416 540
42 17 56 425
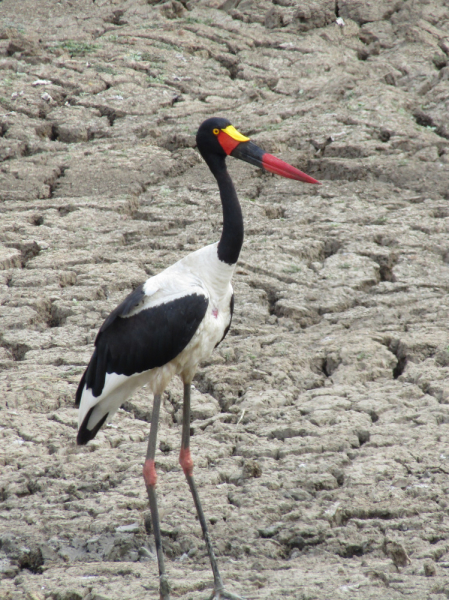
204 154 244 265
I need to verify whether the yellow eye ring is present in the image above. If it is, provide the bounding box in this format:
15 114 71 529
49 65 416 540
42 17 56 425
213 128 220 135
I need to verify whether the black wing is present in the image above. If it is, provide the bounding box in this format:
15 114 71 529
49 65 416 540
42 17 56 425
75 284 146 407
98 283 146 336
215 293 234 348
76 291 209 402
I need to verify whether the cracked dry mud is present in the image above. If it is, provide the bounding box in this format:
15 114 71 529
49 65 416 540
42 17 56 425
1 1 449 599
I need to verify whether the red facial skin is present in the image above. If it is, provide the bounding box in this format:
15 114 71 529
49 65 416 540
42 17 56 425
217 130 241 155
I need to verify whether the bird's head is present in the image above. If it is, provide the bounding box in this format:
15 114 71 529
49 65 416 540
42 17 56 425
196 117 320 185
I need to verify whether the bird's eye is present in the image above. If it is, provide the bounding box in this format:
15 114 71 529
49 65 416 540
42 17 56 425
213 128 220 135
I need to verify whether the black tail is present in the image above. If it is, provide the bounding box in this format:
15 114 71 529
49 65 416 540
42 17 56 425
77 406 109 445
75 368 87 408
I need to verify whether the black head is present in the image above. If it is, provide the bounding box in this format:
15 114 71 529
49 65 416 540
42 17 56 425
196 117 232 159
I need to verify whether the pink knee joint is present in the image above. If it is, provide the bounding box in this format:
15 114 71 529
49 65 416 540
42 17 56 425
143 459 157 487
179 447 194 476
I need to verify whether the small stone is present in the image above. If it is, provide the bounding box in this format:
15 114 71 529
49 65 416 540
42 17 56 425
115 522 140 534
438 39 449 55
379 128 391 142
58 590 83 600
424 560 436 577
159 440 172 453
357 48 369 61
265 7 283 29
0 245 22 270
413 110 434 127
433 53 447 70
258 524 281 538
392 477 408 489
436 124 449 140
242 459 262 479
138 546 153 559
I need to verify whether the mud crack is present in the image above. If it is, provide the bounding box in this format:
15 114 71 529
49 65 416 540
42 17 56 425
46 165 67 198
385 338 407 379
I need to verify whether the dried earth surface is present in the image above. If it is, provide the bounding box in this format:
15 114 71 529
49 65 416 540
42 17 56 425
1 0 449 599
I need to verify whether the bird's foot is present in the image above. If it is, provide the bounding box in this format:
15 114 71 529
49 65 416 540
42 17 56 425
208 587 245 600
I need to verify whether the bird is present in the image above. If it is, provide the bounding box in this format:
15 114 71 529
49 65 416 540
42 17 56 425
75 116 320 600
382 538 411 570
309 136 333 156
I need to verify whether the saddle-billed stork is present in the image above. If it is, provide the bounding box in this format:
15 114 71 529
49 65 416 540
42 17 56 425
75 117 319 600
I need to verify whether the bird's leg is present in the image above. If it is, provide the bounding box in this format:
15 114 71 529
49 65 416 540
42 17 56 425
143 393 171 600
180 383 244 600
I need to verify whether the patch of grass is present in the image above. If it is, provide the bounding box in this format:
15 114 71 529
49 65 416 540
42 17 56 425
184 16 213 25
93 65 116 74
4 21 25 33
153 41 183 52
138 23 161 30
128 51 144 61
283 265 301 273
127 51 161 63
58 40 99 57
147 75 166 85
60 369 79 379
